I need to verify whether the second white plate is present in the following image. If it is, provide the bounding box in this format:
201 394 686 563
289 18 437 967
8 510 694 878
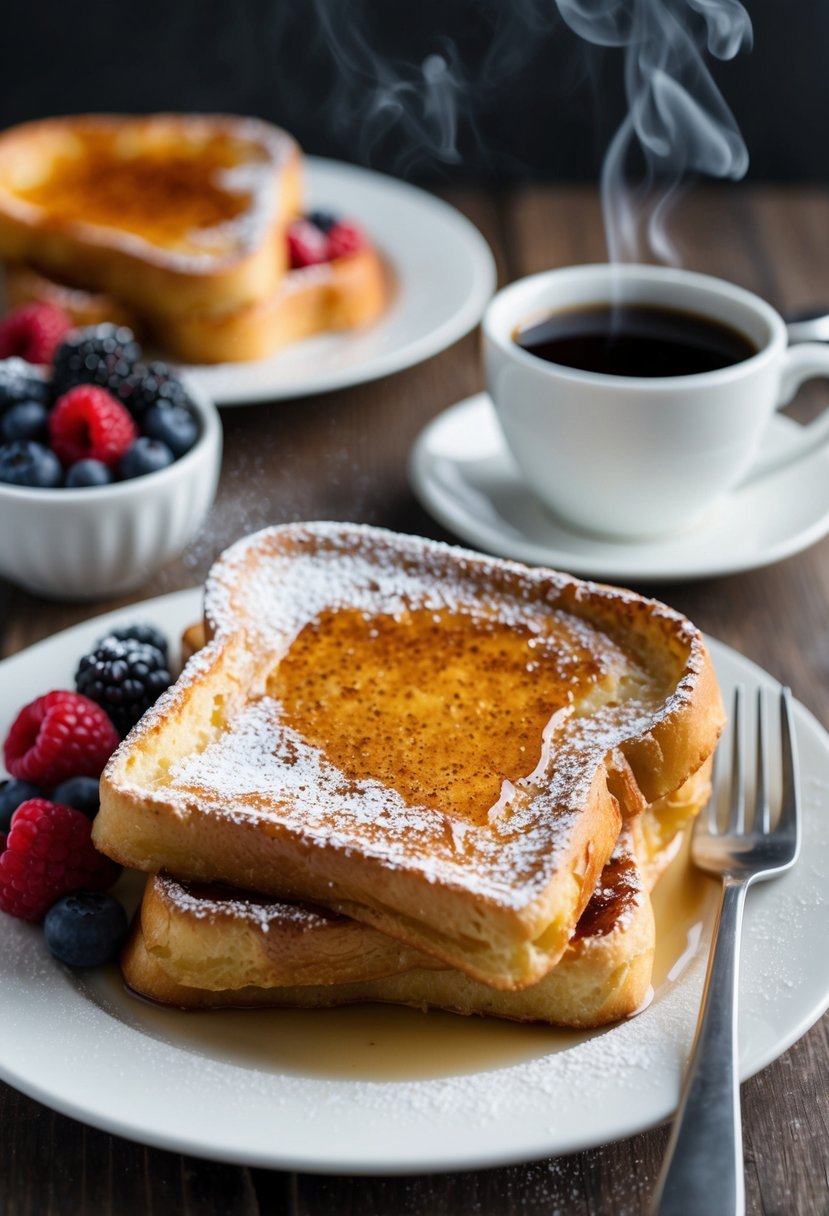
185 160 496 405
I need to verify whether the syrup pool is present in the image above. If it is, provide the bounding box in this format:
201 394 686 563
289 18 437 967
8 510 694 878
80 839 716 1083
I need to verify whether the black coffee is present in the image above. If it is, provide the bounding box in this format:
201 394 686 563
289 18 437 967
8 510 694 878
514 303 757 377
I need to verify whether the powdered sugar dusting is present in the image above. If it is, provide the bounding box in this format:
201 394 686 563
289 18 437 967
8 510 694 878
111 523 712 912
155 873 332 931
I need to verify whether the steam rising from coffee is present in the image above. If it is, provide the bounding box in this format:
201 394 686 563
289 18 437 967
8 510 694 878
555 0 752 262
309 0 466 173
309 0 752 263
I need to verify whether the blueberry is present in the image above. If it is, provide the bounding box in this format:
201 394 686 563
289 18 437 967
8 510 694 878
119 437 175 479
43 891 128 968
52 775 100 819
0 779 43 832
65 459 113 488
107 623 169 660
0 440 62 487
307 209 338 234
142 403 198 458
0 400 49 442
0 358 50 408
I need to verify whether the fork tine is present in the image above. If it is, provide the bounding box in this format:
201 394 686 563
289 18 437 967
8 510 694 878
755 689 770 833
707 727 725 833
725 685 745 834
777 688 801 852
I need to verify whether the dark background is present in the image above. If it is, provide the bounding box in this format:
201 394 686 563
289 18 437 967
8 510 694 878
1 0 826 184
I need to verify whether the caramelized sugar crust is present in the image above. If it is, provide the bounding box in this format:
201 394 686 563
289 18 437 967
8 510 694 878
572 849 638 941
272 607 609 826
17 131 262 253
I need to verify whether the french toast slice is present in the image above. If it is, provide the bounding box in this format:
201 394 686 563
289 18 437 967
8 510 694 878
0 115 301 316
4 244 388 363
96 523 724 991
123 824 656 1028
156 246 388 363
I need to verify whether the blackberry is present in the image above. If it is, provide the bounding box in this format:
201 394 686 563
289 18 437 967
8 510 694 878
52 325 142 400
75 636 172 737
107 623 169 661
121 361 190 420
0 358 50 409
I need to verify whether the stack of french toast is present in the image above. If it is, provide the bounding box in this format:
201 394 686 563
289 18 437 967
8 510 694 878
0 114 386 362
92 522 724 1028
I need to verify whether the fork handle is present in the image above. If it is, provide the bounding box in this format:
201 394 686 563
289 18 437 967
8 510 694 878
650 878 748 1216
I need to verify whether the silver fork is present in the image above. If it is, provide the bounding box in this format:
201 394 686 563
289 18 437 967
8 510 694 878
651 686 801 1216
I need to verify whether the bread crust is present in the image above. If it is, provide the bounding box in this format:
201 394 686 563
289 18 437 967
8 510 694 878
3 245 387 364
96 523 724 991
0 114 301 316
152 246 388 363
124 824 656 1028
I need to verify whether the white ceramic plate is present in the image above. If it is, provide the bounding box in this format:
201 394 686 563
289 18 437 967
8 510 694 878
410 393 829 583
184 160 495 405
0 589 827 1173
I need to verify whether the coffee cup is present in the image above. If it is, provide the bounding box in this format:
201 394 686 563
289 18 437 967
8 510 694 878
482 264 829 540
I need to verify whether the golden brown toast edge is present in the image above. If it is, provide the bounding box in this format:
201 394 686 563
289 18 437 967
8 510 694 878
124 824 656 1029
0 114 302 316
156 246 388 362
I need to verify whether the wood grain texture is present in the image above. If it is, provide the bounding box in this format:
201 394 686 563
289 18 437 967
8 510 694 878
0 185 827 1216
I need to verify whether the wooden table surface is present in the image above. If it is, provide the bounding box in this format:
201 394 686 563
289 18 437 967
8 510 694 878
1 185 828 1216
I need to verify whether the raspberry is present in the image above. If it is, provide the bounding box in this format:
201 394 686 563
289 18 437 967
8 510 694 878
287 219 328 269
51 324 141 398
49 385 137 468
3 690 119 787
0 799 119 922
326 221 365 260
0 303 73 364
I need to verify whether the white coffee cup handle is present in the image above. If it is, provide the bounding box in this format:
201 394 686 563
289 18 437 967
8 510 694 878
743 342 829 486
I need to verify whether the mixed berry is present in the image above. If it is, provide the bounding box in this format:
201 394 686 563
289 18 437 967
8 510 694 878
0 621 172 966
286 214 365 269
75 634 172 738
0 320 200 489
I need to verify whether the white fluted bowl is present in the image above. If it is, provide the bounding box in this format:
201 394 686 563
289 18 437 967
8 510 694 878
0 379 221 600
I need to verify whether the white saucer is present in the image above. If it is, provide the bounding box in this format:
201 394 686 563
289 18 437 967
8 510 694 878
410 394 829 582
